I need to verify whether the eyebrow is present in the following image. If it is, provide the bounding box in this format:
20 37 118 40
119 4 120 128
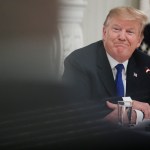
112 24 136 30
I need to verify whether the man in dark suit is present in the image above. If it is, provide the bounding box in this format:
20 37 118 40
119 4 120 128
63 6 150 124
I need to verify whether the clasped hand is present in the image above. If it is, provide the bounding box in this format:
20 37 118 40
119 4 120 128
104 100 150 124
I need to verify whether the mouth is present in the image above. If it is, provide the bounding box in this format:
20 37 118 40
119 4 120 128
115 43 126 46
115 43 128 48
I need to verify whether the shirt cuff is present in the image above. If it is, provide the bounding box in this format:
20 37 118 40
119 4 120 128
133 109 144 125
122 97 144 125
122 96 132 102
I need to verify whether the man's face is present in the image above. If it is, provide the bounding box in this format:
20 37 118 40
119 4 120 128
103 17 143 62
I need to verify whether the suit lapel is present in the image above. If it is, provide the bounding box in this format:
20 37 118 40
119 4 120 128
126 51 143 96
96 41 116 96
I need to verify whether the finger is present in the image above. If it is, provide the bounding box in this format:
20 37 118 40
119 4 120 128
148 105 150 118
106 101 117 110
142 103 150 119
132 101 150 119
143 110 149 119
135 103 150 119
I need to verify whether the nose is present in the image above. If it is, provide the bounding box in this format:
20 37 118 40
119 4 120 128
118 31 126 41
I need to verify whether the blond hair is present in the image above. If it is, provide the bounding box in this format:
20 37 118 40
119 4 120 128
104 6 148 34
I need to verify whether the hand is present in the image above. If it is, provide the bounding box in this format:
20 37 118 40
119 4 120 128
104 101 137 125
132 100 150 119
103 101 118 124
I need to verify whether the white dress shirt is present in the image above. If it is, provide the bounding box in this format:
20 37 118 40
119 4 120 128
106 52 143 125
106 52 128 96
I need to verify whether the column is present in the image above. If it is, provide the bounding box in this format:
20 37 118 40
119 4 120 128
58 0 87 75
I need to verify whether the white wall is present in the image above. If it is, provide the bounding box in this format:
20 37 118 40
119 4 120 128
82 0 139 47
139 0 150 21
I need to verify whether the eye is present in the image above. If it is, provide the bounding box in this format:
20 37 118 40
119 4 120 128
114 28 119 30
127 30 134 35
112 27 120 32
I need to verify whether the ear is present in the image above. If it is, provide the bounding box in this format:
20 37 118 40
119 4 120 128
136 35 144 48
102 26 106 40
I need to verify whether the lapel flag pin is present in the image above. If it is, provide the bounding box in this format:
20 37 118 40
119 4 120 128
145 67 150 74
133 72 137 77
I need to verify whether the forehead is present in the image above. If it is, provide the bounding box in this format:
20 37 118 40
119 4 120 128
107 17 141 29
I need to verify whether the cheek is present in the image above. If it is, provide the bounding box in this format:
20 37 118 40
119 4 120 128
136 38 143 47
132 40 141 48
129 36 142 48
103 29 112 40
103 32 113 41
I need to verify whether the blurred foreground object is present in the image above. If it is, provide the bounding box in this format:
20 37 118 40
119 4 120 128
0 0 61 81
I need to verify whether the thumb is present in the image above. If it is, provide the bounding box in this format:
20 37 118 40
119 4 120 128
106 101 117 110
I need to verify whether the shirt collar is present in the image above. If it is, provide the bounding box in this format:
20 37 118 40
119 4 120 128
106 52 128 72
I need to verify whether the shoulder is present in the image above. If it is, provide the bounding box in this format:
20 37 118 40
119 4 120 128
65 40 102 62
134 49 150 61
132 49 150 66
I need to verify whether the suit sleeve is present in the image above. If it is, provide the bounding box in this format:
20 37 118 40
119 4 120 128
62 55 92 101
62 55 121 118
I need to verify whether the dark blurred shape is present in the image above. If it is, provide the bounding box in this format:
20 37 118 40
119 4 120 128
0 80 120 149
139 23 150 55
0 81 150 149
143 23 150 47
0 82 117 149
0 0 58 37
0 0 60 81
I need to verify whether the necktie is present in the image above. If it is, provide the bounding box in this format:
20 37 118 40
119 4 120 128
115 64 124 97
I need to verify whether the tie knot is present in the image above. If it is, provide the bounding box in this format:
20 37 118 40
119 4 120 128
115 64 124 72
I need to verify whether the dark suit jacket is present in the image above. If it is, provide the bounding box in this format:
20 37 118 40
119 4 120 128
63 40 150 104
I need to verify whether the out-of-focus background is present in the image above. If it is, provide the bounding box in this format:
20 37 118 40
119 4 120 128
81 0 150 58
60 0 150 57
59 0 150 76
0 0 59 81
